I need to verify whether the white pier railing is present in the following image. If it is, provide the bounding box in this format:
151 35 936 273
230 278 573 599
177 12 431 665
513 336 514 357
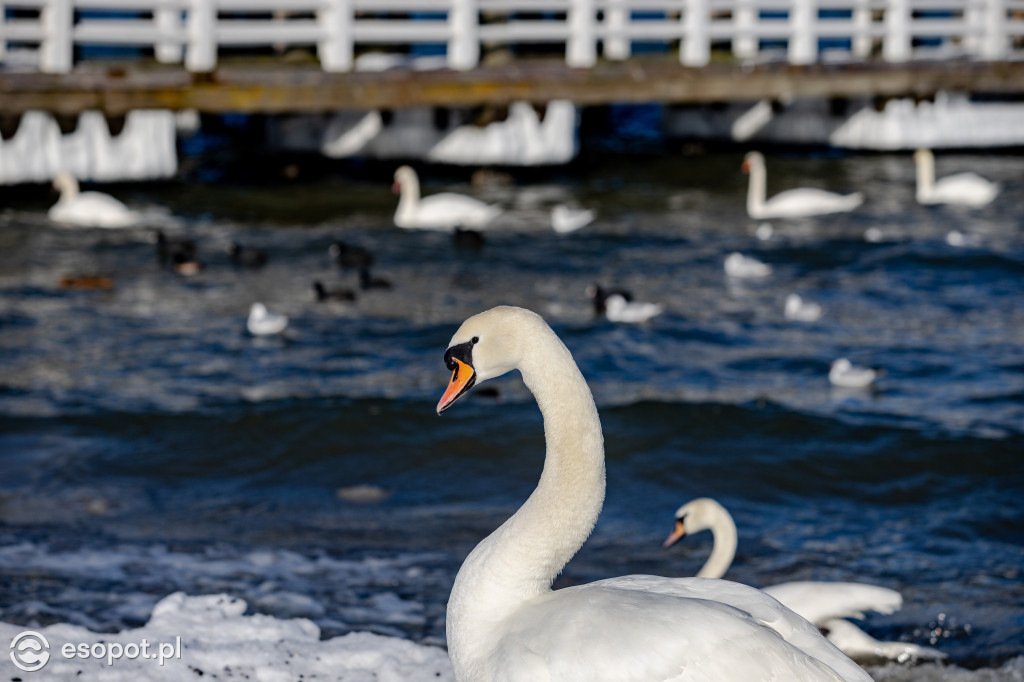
1 0 1022 74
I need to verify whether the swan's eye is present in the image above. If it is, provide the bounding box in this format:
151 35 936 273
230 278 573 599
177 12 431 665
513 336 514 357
472 336 479 344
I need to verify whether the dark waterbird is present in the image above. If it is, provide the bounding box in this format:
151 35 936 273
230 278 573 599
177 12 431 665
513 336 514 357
586 284 633 316
153 230 197 267
329 241 374 270
359 268 392 291
227 242 268 268
312 280 356 302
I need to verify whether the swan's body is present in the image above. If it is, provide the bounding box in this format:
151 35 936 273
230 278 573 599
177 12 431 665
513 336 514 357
604 294 663 323
247 302 288 336
551 205 595 234
437 306 871 682
393 166 501 231
665 497 944 662
829 358 879 389
724 252 772 278
48 173 139 228
914 149 999 207
785 293 823 322
742 152 863 220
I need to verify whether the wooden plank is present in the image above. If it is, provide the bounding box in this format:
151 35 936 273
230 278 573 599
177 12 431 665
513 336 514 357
1 59 1023 116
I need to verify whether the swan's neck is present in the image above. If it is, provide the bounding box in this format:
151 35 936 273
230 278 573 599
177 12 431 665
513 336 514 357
697 506 737 579
746 159 766 217
446 333 605 678
395 173 420 222
57 176 79 201
915 153 934 202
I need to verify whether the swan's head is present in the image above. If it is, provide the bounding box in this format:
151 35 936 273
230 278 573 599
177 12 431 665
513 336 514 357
663 497 727 548
393 165 416 194
741 151 763 174
913 149 932 164
437 306 543 415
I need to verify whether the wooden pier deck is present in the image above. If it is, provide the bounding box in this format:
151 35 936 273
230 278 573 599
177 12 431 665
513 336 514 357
3 58 1024 118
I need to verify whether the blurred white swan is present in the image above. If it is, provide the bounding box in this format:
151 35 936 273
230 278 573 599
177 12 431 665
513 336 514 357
785 293 823 322
247 303 288 336
551 205 595 234
743 151 863 220
48 173 139 228
914 149 999 207
829 358 881 388
724 252 772 278
665 497 946 663
392 166 501 231
437 306 872 682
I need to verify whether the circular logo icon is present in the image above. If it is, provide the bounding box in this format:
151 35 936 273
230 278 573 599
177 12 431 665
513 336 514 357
10 631 50 672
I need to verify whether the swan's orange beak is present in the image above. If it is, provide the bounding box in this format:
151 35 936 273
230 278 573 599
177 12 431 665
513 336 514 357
741 159 751 174
391 181 401 194
663 519 686 548
437 358 476 415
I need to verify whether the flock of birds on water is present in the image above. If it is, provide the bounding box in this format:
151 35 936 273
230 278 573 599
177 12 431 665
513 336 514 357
32 148 1006 681
44 148 999 392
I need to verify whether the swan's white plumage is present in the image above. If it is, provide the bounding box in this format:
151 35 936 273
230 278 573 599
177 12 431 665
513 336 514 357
440 307 871 682
393 165 501 231
913 149 999 207
48 172 139 228
668 497 939 662
743 151 863 220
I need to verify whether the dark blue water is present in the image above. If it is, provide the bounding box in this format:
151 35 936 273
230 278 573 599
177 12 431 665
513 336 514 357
1 152 1022 677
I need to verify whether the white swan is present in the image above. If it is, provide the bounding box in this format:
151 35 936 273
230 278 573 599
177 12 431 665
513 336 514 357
829 358 880 389
913 149 999 207
742 152 864 220
247 303 288 336
785 293 823 322
664 497 946 662
48 173 139 228
551 204 595 234
392 166 501 231
437 306 871 682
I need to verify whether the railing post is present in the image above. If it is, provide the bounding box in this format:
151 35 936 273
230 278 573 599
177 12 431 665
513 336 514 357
0 2 8 62
604 0 629 60
318 0 352 71
155 1 183 64
789 0 815 64
448 0 478 69
882 0 910 62
40 0 73 73
733 0 758 60
852 0 871 58
567 0 596 67
683 0 709 66
186 0 215 71
980 0 1007 60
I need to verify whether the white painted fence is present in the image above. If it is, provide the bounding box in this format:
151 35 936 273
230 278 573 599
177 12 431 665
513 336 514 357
1 0 1022 73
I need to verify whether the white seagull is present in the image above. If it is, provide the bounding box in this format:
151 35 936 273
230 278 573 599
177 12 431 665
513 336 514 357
604 294 663 324
551 205 596 234
785 294 823 322
829 358 881 388
247 303 288 336
725 252 772 279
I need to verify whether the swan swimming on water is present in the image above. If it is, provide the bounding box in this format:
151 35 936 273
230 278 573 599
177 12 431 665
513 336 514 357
742 151 863 220
913 149 999 207
664 497 946 663
436 305 872 682
392 166 501 231
48 172 139 228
